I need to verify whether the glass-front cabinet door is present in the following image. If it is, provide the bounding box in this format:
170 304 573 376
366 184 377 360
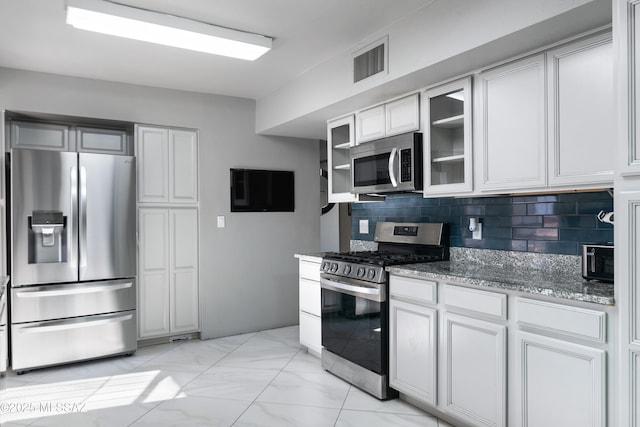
327 115 356 203
423 77 473 196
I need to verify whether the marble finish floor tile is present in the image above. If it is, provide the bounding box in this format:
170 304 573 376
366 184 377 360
130 395 250 427
282 349 326 374
233 402 339 427
182 366 279 401
335 409 439 427
0 325 453 426
342 386 427 415
256 370 351 408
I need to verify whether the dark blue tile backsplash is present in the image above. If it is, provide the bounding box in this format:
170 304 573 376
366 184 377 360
351 191 613 255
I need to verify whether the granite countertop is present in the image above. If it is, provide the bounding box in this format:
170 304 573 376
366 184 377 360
387 261 614 306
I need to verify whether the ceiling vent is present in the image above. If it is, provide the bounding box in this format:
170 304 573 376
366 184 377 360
353 36 388 84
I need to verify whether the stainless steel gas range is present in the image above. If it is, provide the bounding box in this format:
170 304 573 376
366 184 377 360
320 222 448 400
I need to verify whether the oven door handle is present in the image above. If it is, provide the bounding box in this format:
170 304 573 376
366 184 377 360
320 277 383 302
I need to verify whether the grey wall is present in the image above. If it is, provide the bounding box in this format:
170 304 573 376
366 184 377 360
0 67 321 339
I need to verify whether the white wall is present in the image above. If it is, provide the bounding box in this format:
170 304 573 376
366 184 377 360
0 67 321 339
255 0 611 139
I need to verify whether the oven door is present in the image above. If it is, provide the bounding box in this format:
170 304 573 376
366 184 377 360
320 275 386 374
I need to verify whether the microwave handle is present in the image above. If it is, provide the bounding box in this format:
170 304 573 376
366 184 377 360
388 147 398 187
586 249 596 272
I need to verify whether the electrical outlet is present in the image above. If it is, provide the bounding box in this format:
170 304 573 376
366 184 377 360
359 219 369 234
217 216 225 228
472 223 482 240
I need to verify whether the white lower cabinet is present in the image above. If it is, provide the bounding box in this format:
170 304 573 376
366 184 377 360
516 331 605 427
389 298 437 405
441 312 507 427
138 208 199 339
298 257 322 356
514 297 607 427
388 274 609 427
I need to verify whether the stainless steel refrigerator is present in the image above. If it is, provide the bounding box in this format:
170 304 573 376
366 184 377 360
9 149 137 372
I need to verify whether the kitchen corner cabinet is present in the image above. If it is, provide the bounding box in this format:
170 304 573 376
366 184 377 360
298 257 322 356
423 77 473 195
136 125 199 204
138 208 199 338
356 93 420 144
547 33 614 186
475 53 547 192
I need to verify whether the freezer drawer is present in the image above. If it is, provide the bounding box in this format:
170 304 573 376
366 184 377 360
11 310 136 372
11 279 136 323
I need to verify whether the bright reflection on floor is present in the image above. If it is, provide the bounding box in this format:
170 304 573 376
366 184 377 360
0 370 186 423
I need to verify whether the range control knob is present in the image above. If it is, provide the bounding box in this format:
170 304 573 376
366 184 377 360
330 263 339 273
367 269 376 280
322 261 331 271
357 267 366 278
343 265 352 275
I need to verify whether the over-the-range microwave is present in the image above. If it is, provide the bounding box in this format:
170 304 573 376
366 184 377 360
350 132 423 194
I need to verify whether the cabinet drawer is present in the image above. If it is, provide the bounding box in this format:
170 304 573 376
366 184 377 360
390 275 437 305
300 278 320 316
516 298 606 343
299 260 321 281
443 284 507 320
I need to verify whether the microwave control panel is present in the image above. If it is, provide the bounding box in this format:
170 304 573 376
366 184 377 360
400 149 412 182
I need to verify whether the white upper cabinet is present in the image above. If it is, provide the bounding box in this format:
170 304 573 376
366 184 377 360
77 127 130 155
475 54 547 192
9 121 71 151
618 1 640 175
137 126 169 203
136 125 199 204
356 93 420 144
386 93 421 136
327 115 357 203
423 77 473 195
547 33 614 186
357 105 386 143
169 130 199 203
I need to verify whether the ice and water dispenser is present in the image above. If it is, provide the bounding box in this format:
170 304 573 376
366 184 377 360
27 211 67 264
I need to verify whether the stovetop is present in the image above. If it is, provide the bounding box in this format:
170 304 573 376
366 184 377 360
320 222 449 284
321 249 446 284
322 251 440 266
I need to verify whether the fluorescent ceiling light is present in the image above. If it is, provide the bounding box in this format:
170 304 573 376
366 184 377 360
66 0 272 60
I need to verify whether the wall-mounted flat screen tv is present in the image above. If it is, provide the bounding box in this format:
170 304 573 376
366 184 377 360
230 168 295 212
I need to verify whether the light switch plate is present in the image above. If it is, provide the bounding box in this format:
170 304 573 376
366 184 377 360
217 216 225 228
359 219 369 234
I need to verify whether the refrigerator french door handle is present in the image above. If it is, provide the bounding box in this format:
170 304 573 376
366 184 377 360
70 166 78 270
79 166 87 268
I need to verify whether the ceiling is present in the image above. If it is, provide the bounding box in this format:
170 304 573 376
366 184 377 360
0 0 434 100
